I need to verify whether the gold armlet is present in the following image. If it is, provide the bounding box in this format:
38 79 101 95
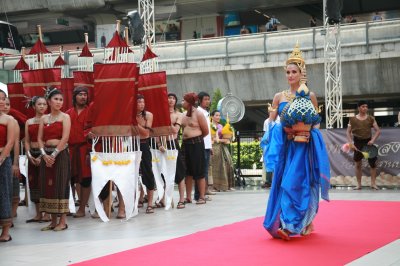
267 103 277 113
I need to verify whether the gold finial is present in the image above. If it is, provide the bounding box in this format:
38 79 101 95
286 42 305 69
37 25 43 42
116 20 121 32
124 27 129 44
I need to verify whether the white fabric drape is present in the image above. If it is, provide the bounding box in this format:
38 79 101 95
90 151 141 222
150 148 165 204
150 136 178 210
160 149 178 210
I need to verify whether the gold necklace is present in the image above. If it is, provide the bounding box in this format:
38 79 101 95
283 90 295 102
47 114 59 126
33 116 41 124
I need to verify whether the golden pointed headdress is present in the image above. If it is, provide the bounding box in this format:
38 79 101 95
286 42 305 69
286 42 309 94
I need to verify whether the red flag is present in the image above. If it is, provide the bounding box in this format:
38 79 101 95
137 71 171 136
91 63 137 136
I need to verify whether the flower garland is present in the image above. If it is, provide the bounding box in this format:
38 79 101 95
91 154 132 166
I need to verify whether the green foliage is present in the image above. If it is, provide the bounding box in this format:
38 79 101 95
210 88 223 114
231 141 263 169
210 88 232 126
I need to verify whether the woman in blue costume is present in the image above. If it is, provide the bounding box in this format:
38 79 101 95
261 43 330 241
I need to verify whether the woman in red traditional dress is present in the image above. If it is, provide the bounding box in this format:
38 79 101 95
24 96 51 223
2 97 22 219
0 89 16 242
38 87 71 231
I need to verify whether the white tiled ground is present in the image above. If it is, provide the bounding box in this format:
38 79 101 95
1 188 399 266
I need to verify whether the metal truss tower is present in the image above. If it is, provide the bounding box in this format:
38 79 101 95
323 0 343 129
138 0 155 47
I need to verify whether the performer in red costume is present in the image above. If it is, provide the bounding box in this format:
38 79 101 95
25 96 51 223
66 87 92 217
38 87 71 232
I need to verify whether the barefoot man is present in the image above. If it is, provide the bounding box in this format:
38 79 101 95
181 92 209 204
346 100 381 190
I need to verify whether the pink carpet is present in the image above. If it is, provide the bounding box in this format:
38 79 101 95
73 201 400 266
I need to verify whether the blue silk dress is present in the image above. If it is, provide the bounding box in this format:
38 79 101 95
261 102 330 238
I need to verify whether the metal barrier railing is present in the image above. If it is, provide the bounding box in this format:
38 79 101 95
1 19 400 75
233 130 265 186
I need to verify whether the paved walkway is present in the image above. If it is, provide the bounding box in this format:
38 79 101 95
1 188 399 266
